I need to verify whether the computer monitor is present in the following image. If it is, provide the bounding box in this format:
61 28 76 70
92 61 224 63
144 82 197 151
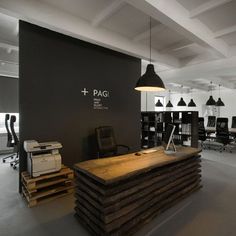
163 124 176 154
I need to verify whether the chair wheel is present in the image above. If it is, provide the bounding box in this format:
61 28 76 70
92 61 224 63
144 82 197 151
11 156 14 159
13 166 16 170
3 159 6 163
10 163 13 166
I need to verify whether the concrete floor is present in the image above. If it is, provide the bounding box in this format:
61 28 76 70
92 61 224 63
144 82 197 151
0 150 236 236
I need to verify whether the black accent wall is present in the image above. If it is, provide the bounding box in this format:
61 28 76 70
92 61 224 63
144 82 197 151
19 21 141 174
0 76 18 113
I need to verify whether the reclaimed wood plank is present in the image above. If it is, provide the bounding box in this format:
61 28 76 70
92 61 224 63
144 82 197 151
75 172 201 224
76 176 200 225
75 180 201 235
76 163 201 206
75 156 201 196
74 147 201 184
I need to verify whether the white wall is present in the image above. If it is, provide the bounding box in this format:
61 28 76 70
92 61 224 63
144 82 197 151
141 89 236 127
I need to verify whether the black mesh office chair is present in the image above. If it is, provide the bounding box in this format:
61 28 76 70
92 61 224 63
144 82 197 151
95 126 130 158
207 116 216 127
2 114 15 163
232 116 236 128
216 118 231 152
198 117 206 148
231 116 236 140
9 115 19 169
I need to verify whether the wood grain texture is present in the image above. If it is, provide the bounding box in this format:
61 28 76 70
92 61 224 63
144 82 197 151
74 146 201 184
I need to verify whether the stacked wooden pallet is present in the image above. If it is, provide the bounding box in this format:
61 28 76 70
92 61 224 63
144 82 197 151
74 147 202 236
22 165 74 207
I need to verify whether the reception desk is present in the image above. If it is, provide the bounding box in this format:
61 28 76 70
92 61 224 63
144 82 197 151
74 146 202 235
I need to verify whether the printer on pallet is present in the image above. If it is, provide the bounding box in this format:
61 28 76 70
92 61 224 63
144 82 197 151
24 140 62 177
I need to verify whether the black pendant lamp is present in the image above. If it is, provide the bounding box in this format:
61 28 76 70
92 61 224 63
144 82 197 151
155 99 163 107
188 89 196 107
135 18 165 92
166 90 173 107
216 84 225 106
188 99 196 107
206 81 216 106
166 100 173 107
177 85 186 106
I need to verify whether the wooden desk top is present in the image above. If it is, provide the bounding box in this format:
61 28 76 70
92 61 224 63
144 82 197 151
74 146 201 185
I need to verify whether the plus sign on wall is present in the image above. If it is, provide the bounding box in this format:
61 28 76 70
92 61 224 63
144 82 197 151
80 87 110 110
81 88 89 96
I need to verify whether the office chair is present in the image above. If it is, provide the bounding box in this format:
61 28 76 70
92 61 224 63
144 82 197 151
231 116 236 141
198 117 206 148
95 126 130 158
215 118 232 152
9 115 19 169
2 114 15 163
207 116 216 128
232 117 236 128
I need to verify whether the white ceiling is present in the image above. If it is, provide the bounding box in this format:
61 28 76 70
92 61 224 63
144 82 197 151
0 0 236 92
0 12 18 77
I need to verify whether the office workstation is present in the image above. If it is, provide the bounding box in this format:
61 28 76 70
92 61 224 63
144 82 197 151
0 1 236 236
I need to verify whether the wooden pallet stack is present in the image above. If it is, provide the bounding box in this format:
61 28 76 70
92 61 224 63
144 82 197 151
74 148 202 236
22 165 74 207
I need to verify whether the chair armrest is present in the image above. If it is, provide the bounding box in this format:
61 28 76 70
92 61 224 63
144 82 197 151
117 144 130 152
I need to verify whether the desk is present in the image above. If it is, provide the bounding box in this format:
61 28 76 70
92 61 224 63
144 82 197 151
74 146 202 235
205 127 236 134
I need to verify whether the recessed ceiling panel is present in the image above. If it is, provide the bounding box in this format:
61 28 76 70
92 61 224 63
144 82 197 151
197 1 236 32
40 0 112 22
142 27 187 51
176 0 208 11
217 31 236 46
101 4 158 39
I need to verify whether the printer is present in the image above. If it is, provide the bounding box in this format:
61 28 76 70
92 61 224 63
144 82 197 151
24 140 62 177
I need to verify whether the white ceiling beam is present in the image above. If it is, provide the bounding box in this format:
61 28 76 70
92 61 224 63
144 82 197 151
166 84 190 93
0 0 180 68
168 81 209 92
0 62 18 78
14 23 19 36
208 76 236 89
214 24 236 38
132 23 166 42
92 0 126 27
158 55 236 90
182 81 209 91
189 0 232 18
159 40 195 54
0 42 18 52
0 48 18 63
126 0 229 57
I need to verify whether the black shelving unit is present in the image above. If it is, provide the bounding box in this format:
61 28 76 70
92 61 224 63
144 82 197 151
141 111 198 149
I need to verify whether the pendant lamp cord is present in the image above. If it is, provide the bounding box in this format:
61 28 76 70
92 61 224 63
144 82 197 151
146 92 148 112
210 81 212 96
150 17 152 64
219 84 221 97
